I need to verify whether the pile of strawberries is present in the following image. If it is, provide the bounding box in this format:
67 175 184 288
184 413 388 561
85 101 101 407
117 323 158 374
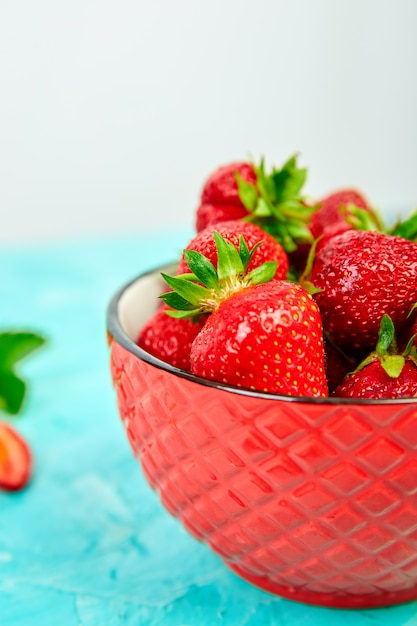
138 155 417 399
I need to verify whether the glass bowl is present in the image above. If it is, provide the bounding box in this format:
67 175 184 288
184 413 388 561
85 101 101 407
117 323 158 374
106 265 417 609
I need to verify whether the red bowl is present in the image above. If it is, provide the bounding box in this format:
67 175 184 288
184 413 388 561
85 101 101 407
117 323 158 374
107 265 417 609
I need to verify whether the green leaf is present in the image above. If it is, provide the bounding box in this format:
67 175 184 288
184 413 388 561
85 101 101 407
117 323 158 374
159 291 199 311
245 154 312 252
213 231 244 282
273 165 307 202
375 314 396 356
408 302 417 318
255 158 276 203
238 236 252 271
235 174 258 211
279 200 315 220
286 220 314 243
165 308 202 320
0 371 26 415
403 333 417 357
183 250 218 288
0 331 46 416
390 207 417 240
160 232 279 318
174 272 199 281
0 332 46 371
380 354 405 379
252 197 276 219
160 273 210 306
239 236 262 272
271 154 307 202
344 205 385 233
246 261 278 286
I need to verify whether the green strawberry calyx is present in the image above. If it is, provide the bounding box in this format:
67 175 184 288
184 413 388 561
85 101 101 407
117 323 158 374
389 207 417 241
297 236 323 296
342 203 386 233
354 314 417 379
160 232 278 319
236 154 315 253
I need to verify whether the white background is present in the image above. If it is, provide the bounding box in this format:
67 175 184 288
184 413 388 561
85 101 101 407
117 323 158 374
1 0 416 243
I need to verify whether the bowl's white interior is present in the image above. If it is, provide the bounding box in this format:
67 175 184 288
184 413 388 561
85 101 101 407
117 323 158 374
118 270 166 341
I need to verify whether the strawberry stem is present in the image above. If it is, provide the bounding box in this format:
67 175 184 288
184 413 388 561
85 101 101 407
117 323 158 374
343 204 386 233
236 154 314 253
389 207 417 241
353 313 412 379
298 237 323 295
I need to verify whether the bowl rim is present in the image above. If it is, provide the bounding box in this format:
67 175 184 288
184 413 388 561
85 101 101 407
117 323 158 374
107 265 417 407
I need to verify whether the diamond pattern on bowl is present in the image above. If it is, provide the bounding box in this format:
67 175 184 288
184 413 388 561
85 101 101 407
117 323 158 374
109 338 417 608
388 459 417 495
392 407 417 448
357 437 406 473
349 525 396 554
258 454 304 490
320 461 370 496
325 408 373 449
355 486 401 518
230 470 274 507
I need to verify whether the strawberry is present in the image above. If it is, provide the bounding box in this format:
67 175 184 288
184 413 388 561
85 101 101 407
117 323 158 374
332 314 417 398
137 304 207 371
309 189 370 242
201 161 257 208
160 232 328 397
196 155 314 255
309 230 417 350
176 221 289 280
196 162 255 231
196 203 249 233
190 282 328 397
0 421 32 491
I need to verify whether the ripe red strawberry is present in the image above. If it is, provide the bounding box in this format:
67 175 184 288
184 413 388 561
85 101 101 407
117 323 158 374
201 161 257 208
196 162 255 232
195 155 314 256
137 305 207 371
332 314 417 398
0 421 32 491
190 281 328 397
160 232 328 397
310 189 369 242
334 361 417 398
196 203 249 233
176 221 289 280
309 230 417 350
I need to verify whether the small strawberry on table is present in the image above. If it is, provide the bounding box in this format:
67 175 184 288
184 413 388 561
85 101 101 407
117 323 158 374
0 331 46 491
0 421 32 491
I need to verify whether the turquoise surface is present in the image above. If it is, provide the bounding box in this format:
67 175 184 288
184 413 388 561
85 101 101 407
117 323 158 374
1 231 417 625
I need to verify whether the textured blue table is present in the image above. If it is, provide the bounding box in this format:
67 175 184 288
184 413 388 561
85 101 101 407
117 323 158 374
1 231 417 625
